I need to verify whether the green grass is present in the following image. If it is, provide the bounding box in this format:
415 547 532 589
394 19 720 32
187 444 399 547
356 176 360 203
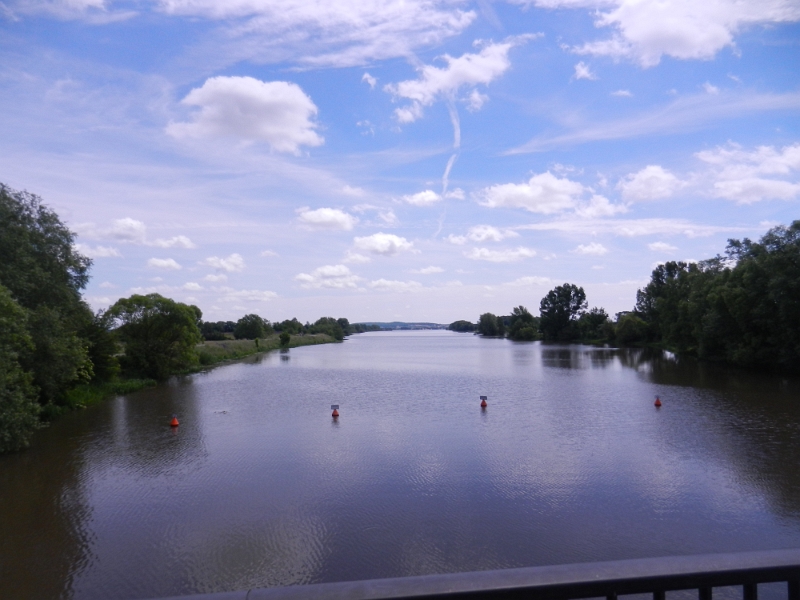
195 333 336 367
52 378 158 416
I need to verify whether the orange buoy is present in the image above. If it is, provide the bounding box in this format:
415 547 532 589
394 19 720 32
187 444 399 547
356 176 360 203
170 414 180 427
332 409 339 417
480 396 488 408
654 396 662 408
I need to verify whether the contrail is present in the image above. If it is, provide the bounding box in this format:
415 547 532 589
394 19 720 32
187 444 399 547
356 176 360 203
442 100 461 194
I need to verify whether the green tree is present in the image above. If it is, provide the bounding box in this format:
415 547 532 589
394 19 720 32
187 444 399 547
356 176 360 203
0 185 97 406
477 312 502 336
507 306 539 341
615 313 648 344
0 285 41 452
577 307 610 340
279 332 291 347
108 294 202 380
234 314 272 339
308 317 345 341
539 283 587 341
448 320 476 332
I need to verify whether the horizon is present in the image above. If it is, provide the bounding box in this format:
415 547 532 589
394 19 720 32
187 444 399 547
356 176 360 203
2 0 798 323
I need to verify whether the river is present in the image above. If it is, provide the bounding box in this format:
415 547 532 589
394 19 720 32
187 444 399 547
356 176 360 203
2 331 800 599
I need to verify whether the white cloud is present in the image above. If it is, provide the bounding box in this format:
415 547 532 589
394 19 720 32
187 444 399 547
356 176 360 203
447 225 519 245
362 73 377 89
98 281 116 289
411 266 444 274
558 0 800 68
696 142 800 203
402 190 442 206
385 38 528 122
343 251 372 264
444 188 465 200
109 217 147 243
479 171 586 213
612 89 632 97
158 0 476 68
648 241 678 252
518 218 741 238
466 89 489 111
217 287 278 302
147 258 182 270
342 185 366 197
260 250 278 257
368 279 423 292
297 207 358 230
572 242 609 255
183 282 203 290
74 243 121 258
618 165 685 201
166 77 323 154
574 194 628 218
202 253 245 272
151 235 196 249
353 233 414 256
204 273 228 282
703 82 720 95
295 264 361 289
573 61 597 80
465 246 537 262
506 275 552 286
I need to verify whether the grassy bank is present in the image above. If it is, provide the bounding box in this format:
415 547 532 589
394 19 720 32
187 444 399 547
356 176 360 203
196 333 336 367
45 378 158 419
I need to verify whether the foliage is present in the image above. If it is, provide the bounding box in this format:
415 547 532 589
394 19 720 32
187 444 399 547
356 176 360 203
0 285 41 452
448 320 476 332
234 314 273 340
477 312 504 336
279 332 291 347
274 318 304 334
0 184 100 407
307 317 345 341
615 313 648 344
200 320 235 341
348 323 382 333
539 283 588 341
108 294 203 380
576 307 610 341
507 306 539 341
634 221 800 372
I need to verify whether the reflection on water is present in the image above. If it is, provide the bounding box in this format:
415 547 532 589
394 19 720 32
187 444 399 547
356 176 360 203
2 331 800 599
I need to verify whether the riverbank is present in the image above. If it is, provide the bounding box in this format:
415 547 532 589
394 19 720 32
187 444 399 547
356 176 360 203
195 333 336 367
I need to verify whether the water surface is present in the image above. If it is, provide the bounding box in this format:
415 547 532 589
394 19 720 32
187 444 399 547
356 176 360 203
2 331 800 599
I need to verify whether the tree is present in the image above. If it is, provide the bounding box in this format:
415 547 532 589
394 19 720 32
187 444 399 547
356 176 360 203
448 320 476 332
279 332 291 347
108 294 202 380
234 314 272 339
539 283 587 341
577 307 610 340
477 312 501 336
0 285 41 452
308 317 345 341
0 184 96 406
507 306 539 341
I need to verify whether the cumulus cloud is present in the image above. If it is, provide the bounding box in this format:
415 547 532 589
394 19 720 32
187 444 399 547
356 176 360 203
549 0 800 68
183 282 203 291
648 241 678 252
343 251 372 264
297 207 358 230
573 61 597 80
202 253 245 272
74 243 121 258
353 233 414 256
76 217 196 249
402 190 442 206
574 194 628 218
411 266 444 274
167 76 323 154
479 171 586 213
151 235 196 249
447 225 519 245
362 73 377 89
385 38 529 122
696 142 800 203
147 258 182 270
204 273 228 282
465 246 536 262
368 279 423 292
618 165 685 201
295 264 361 289
612 89 632 97
572 242 609 255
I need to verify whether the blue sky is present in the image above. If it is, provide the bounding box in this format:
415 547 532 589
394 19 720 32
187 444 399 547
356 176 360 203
2 0 799 323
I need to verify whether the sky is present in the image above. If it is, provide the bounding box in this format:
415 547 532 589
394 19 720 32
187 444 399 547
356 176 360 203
2 0 799 324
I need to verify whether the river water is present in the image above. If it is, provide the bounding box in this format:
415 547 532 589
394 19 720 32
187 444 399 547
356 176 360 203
2 331 800 599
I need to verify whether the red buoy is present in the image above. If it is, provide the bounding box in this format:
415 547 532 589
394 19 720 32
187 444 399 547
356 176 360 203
480 396 487 408
332 409 339 418
654 396 662 408
170 414 180 427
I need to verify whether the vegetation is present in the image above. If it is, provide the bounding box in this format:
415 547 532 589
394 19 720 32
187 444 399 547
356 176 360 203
234 314 273 340
196 334 335 366
448 320 476 332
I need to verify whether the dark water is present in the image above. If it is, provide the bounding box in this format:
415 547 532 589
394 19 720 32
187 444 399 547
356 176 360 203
2 331 800 599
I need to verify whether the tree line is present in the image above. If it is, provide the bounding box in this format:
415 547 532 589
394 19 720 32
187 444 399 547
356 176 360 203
451 220 800 375
0 185 366 453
